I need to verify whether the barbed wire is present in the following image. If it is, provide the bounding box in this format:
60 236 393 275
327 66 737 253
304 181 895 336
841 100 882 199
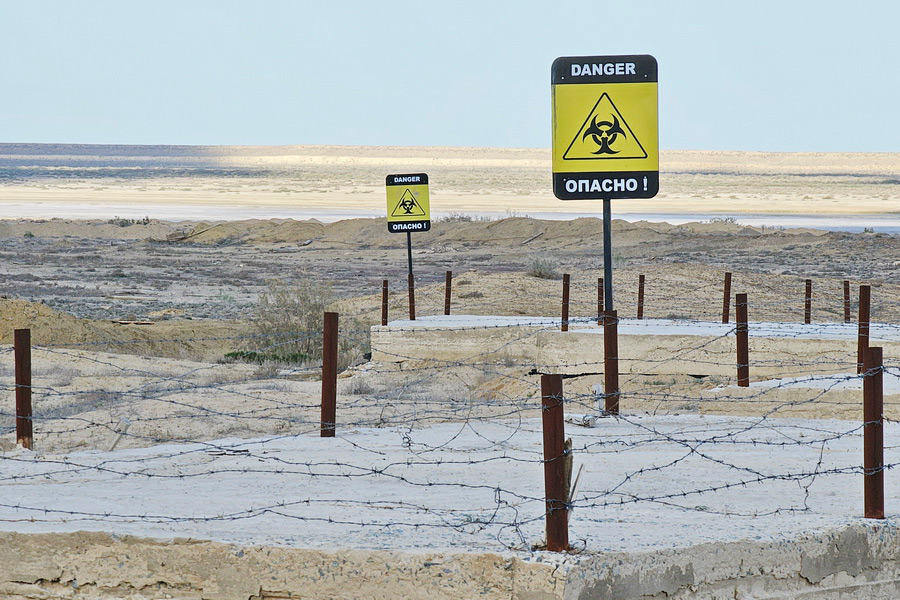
1 308 895 554
3 254 899 551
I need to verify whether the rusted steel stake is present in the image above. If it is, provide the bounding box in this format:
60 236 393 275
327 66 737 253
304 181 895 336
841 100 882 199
843 280 851 323
735 293 750 387
597 277 604 324
858 285 871 375
804 279 812 324
602 310 620 414
14 328 33 450
637 274 645 320
863 346 884 519
722 272 732 324
561 273 570 332
320 312 338 438
444 270 452 316
381 280 388 327
540 374 569 552
407 273 416 321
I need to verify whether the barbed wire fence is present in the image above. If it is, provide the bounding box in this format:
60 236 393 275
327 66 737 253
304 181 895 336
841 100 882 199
374 268 900 328
0 269 897 553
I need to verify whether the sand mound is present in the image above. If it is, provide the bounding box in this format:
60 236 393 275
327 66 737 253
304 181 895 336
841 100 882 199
183 219 325 244
0 216 843 249
0 299 109 346
0 299 246 360
0 218 182 240
161 217 827 249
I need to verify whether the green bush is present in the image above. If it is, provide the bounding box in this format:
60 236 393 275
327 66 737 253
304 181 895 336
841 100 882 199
223 350 309 364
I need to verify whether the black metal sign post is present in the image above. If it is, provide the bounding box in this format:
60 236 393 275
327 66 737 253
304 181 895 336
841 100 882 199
405 230 415 319
386 173 431 321
406 231 414 276
551 54 659 312
602 198 614 310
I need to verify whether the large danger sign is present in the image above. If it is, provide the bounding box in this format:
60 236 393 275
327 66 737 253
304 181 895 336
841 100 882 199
386 173 430 233
551 55 658 200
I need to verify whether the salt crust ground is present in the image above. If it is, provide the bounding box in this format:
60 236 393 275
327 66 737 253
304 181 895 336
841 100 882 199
1 414 896 560
3 146 900 219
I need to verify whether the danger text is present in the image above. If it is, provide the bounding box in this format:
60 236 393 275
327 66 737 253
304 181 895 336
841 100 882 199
564 177 645 194
570 63 636 77
389 222 429 232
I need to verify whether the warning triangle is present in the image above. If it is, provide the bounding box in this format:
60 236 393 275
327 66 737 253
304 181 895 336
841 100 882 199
390 189 427 217
562 93 648 160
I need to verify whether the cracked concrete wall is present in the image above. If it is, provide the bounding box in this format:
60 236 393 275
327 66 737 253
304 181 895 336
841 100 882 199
2 523 899 599
565 523 900 599
0 532 564 600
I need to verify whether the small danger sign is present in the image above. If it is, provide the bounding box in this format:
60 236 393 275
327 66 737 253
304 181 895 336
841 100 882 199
386 173 430 233
552 54 658 200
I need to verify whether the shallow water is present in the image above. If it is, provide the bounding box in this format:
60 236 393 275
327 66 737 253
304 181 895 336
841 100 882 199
2 200 899 234
436 211 900 233
615 212 900 234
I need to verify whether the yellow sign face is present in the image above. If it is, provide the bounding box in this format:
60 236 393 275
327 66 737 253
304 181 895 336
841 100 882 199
551 55 658 200
386 173 430 233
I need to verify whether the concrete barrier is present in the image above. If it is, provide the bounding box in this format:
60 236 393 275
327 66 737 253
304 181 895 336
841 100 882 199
700 375 900 420
2 523 899 599
567 523 900 599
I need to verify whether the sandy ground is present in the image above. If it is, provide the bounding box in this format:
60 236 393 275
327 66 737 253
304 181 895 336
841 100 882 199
1 217 898 328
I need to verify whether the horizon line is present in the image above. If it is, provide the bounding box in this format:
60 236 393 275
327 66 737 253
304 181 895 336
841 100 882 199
0 142 898 156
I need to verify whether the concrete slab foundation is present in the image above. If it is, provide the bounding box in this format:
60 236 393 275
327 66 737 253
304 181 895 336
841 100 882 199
3 523 899 599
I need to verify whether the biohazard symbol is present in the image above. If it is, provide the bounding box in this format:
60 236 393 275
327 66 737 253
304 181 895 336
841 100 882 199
583 115 626 154
563 93 647 160
390 189 426 217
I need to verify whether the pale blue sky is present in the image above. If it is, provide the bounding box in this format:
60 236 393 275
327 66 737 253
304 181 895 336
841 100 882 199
2 1 898 151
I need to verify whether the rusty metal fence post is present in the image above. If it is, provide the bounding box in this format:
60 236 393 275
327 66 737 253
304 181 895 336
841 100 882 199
14 328 33 450
444 270 452 316
381 280 388 326
863 346 884 519
320 312 338 437
597 277 604 324
843 280 851 323
602 310 620 414
637 274 645 320
561 273 570 332
541 374 568 552
735 293 749 387
804 279 812 324
722 272 732 324
857 285 870 374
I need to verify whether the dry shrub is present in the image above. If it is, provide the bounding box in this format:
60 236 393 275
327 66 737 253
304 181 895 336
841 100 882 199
459 290 484 299
252 279 333 360
248 279 369 370
527 258 560 280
